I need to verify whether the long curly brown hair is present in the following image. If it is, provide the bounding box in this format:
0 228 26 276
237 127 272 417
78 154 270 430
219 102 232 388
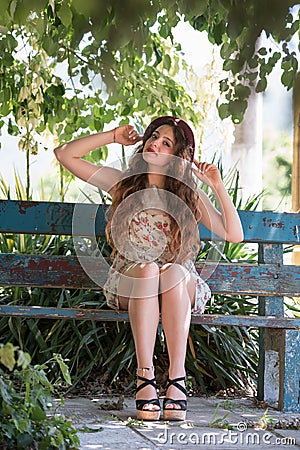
105 119 202 263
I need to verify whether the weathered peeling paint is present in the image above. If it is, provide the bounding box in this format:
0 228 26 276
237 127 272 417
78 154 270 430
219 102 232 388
18 201 40 215
0 255 299 295
0 200 299 243
264 350 280 407
294 225 300 240
0 306 300 329
263 217 285 230
283 330 300 412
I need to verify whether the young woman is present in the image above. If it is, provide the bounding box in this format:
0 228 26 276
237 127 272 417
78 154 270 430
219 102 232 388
54 116 243 421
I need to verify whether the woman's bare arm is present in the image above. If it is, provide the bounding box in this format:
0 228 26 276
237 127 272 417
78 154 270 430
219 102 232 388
54 125 140 193
193 160 244 243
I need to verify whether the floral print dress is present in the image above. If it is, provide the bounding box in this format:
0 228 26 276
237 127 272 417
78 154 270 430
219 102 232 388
103 209 211 314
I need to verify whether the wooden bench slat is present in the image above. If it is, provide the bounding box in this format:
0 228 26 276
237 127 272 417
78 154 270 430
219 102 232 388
0 200 299 244
0 305 299 329
0 200 107 236
0 254 299 296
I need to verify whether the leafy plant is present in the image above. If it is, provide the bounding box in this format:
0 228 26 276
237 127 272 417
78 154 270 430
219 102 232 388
0 343 80 449
0 0 298 127
208 403 230 428
257 408 276 430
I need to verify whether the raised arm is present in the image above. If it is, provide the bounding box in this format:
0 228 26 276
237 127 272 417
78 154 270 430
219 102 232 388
54 125 140 193
193 160 244 243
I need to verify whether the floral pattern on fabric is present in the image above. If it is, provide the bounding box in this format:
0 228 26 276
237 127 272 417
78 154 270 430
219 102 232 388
103 210 211 314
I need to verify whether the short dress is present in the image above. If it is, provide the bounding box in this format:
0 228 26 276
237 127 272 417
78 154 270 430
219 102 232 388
103 208 211 314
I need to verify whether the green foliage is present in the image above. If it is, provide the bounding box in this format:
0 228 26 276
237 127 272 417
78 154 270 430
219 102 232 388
191 0 299 123
0 343 80 449
0 1 200 140
0 1 202 199
0 0 298 148
187 295 259 392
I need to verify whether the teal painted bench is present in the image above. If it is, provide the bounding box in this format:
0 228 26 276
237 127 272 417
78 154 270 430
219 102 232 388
0 199 299 412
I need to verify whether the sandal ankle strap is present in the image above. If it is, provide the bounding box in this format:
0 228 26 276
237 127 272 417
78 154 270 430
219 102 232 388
136 376 157 394
167 376 185 383
166 377 187 396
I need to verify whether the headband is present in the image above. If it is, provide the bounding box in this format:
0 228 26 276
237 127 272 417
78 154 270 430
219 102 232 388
144 116 195 160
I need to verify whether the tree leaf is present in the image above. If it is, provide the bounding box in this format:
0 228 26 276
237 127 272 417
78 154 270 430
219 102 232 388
138 97 148 110
163 54 171 71
57 2 73 28
219 79 229 92
30 406 47 421
0 343 17 371
0 376 14 405
258 47 267 56
281 69 296 90
235 84 251 100
53 354 72 385
220 42 233 59
218 103 230 119
255 77 267 93
17 350 31 369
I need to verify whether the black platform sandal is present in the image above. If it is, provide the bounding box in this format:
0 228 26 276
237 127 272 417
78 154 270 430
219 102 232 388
136 374 161 421
163 376 187 421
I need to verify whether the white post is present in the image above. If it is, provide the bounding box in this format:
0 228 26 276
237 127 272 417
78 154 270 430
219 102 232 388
231 89 263 202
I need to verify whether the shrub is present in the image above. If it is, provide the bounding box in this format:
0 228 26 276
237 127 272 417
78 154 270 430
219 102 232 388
0 343 80 449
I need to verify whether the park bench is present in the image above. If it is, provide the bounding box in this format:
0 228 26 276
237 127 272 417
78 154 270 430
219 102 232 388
0 199 299 412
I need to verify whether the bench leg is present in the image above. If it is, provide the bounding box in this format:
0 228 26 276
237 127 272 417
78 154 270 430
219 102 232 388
282 330 300 412
257 243 300 412
258 322 300 412
258 296 284 409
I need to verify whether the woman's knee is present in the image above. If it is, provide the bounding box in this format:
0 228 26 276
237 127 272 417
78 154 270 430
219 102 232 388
159 263 191 293
128 261 160 279
160 262 188 281
121 262 159 299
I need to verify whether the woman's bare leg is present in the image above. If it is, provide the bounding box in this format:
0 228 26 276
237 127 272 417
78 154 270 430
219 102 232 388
160 263 195 409
118 262 160 410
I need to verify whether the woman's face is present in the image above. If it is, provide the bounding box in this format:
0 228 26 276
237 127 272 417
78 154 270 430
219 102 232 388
143 125 176 167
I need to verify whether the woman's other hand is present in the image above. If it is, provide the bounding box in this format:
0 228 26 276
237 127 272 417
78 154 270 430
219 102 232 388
192 160 223 189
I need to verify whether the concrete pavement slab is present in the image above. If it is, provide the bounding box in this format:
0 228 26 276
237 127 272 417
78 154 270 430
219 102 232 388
58 396 300 449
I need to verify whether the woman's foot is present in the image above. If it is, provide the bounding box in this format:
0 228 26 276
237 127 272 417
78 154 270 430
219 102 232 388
163 376 187 421
136 367 160 421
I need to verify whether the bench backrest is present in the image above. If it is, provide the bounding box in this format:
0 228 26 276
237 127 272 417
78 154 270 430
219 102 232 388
0 200 299 297
0 200 298 243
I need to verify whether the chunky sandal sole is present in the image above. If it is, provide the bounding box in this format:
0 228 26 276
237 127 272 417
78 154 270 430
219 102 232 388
163 409 186 421
137 409 161 421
